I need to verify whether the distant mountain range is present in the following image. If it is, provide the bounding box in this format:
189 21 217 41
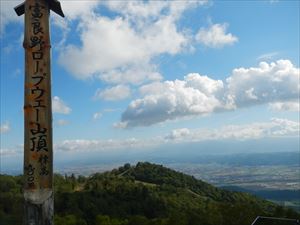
1 162 299 225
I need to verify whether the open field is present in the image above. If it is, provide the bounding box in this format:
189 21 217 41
167 164 300 190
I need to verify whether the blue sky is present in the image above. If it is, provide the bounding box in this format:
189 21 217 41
0 0 299 170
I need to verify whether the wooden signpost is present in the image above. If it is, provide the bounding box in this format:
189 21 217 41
14 0 64 224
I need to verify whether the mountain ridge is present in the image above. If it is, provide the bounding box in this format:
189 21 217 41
1 162 299 225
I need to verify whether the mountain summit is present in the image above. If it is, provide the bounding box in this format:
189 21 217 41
1 162 299 225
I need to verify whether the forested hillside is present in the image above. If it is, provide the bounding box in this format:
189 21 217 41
0 162 299 225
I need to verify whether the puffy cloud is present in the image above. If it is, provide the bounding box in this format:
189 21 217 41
119 60 299 128
0 122 10 134
117 73 224 128
52 96 72 114
165 118 299 143
0 1 23 34
226 60 299 107
104 1 170 19
55 137 160 153
50 1 101 47
165 128 191 141
269 101 299 112
2 118 298 156
269 118 299 136
103 1 207 20
98 64 162 85
0 144 23 157
2 1 207 87
58 1 205 84
94 85 131 101
216 118 299 140
0 148 20 157
184 73 224 96
54 118 300 153
59 16 187 81
59 0 100 20
196 23 238 48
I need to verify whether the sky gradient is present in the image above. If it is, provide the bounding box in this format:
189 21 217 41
0 0 299 171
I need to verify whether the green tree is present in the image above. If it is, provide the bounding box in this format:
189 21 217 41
54 214 87 225
127 215 150 225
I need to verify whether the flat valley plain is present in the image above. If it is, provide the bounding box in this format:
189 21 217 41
168 163 300 210
165 152 300 212
168 163 299 190
55 151 300 212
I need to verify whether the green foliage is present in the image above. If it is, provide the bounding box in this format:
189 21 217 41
96 214 148 225
0 175 23 225
55 214 87 225
0 163 299 225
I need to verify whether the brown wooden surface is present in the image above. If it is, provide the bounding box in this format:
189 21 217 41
24 0 52 194
23 0 53 224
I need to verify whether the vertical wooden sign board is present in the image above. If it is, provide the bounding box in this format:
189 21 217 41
23 0 53 224
14 0 64 224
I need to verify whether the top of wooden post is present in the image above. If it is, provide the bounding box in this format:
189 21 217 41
14 0 65 17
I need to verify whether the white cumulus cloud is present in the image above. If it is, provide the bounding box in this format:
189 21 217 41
117 73 224 128
0 1 23 34
55 118 299 153
98 63 162 85
118 60 299 128
227 60 299 107
59 0 100 20
104 1 207 20
165 128 191 141
94 85 131 101
58 1 206 84
2 118 298 156
196 23 238 48
0 148 20 157
55 137 160 153
52 96 72 114
269 101 299 112
165 118 299 143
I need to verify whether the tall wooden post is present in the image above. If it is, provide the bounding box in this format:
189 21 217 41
14 1 64 224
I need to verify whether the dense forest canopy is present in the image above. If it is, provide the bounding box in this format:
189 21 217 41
0 162 299 225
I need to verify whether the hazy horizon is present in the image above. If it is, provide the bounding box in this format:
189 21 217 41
1 137 298 175
1 1 299 174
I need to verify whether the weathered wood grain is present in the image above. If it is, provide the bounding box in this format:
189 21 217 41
23 0 53 224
